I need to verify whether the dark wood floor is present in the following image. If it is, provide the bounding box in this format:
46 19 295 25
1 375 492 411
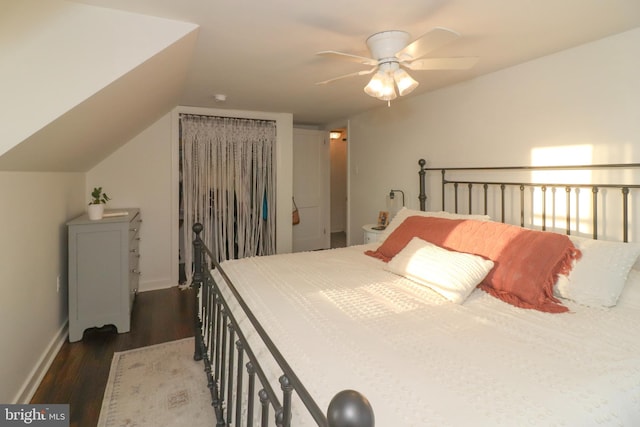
330 231 346 249
30 286 196 427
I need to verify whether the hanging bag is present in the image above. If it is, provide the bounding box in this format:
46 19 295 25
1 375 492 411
292 197 300 225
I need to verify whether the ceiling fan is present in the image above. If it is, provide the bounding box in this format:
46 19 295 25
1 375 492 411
315 27 478 102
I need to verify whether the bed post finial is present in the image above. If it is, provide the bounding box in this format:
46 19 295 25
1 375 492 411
193 222 203 235
192 223 204 362
418 159 427 211
327 389 375 427
192 223 204 286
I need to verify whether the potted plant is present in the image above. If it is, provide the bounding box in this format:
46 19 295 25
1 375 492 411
87 187 111 220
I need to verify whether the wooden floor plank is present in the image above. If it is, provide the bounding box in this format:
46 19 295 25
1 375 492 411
30 287 195 427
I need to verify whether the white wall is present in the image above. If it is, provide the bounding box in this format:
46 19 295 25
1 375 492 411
87 114 175 291
0 172 84 403
87 106 293 291
347 28 640 244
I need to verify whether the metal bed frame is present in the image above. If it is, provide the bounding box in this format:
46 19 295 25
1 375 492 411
418 158 640 242
191 158 639 426
191 223 374 427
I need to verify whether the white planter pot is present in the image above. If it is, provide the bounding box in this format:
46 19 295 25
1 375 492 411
88 204 105 220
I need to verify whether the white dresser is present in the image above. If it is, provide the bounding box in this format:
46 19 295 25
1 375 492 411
67 208 141 342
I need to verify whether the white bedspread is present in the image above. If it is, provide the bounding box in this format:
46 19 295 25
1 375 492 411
211 243 640 427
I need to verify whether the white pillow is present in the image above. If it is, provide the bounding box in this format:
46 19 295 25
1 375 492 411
380 207 491 241
555 236 640 308
384 237 495 304
616 269 640 310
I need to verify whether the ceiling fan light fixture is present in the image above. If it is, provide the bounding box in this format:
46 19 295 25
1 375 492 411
364 71 386 98
318 27 477 103
377 72 397 101
365 69 398 101
394 68 419 96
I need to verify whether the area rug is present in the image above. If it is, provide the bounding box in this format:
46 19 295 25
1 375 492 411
97 337 215 427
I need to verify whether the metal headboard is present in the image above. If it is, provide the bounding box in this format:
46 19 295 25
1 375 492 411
418 158 640 242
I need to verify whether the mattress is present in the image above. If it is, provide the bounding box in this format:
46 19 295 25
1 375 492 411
211 243 640 426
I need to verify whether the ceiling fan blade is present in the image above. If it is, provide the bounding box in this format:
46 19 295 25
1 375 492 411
404 57 479 71
396 27 460 61
315 68 377 85
316 51 378 66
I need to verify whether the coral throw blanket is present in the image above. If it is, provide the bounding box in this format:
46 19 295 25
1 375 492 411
366 216 581 313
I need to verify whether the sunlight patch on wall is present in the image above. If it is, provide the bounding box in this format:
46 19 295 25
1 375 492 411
530 145 593 234
531 144 593 172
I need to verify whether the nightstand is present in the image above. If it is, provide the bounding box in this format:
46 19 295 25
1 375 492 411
362 224 385 244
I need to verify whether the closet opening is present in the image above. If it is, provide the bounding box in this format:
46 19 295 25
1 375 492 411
178 113 276 285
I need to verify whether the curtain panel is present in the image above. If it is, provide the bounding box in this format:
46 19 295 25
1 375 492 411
180 114 276 278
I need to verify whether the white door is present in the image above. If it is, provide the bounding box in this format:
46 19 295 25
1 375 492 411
292 129 330 252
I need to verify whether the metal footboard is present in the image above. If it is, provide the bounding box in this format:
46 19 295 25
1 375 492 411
191 223 375 427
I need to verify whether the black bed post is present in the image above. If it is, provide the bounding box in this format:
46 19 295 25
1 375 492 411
192 223 204 362
327 390 375 427
418 159 427 211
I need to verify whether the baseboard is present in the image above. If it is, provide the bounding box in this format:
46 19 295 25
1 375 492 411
14 320 68 404
139 279 178 292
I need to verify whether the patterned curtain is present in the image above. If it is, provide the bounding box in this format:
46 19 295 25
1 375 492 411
180 114 276 278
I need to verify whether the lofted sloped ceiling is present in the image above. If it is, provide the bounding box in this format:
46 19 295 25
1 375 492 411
0 0 198 172
71 0 640 126
2 1 639 171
